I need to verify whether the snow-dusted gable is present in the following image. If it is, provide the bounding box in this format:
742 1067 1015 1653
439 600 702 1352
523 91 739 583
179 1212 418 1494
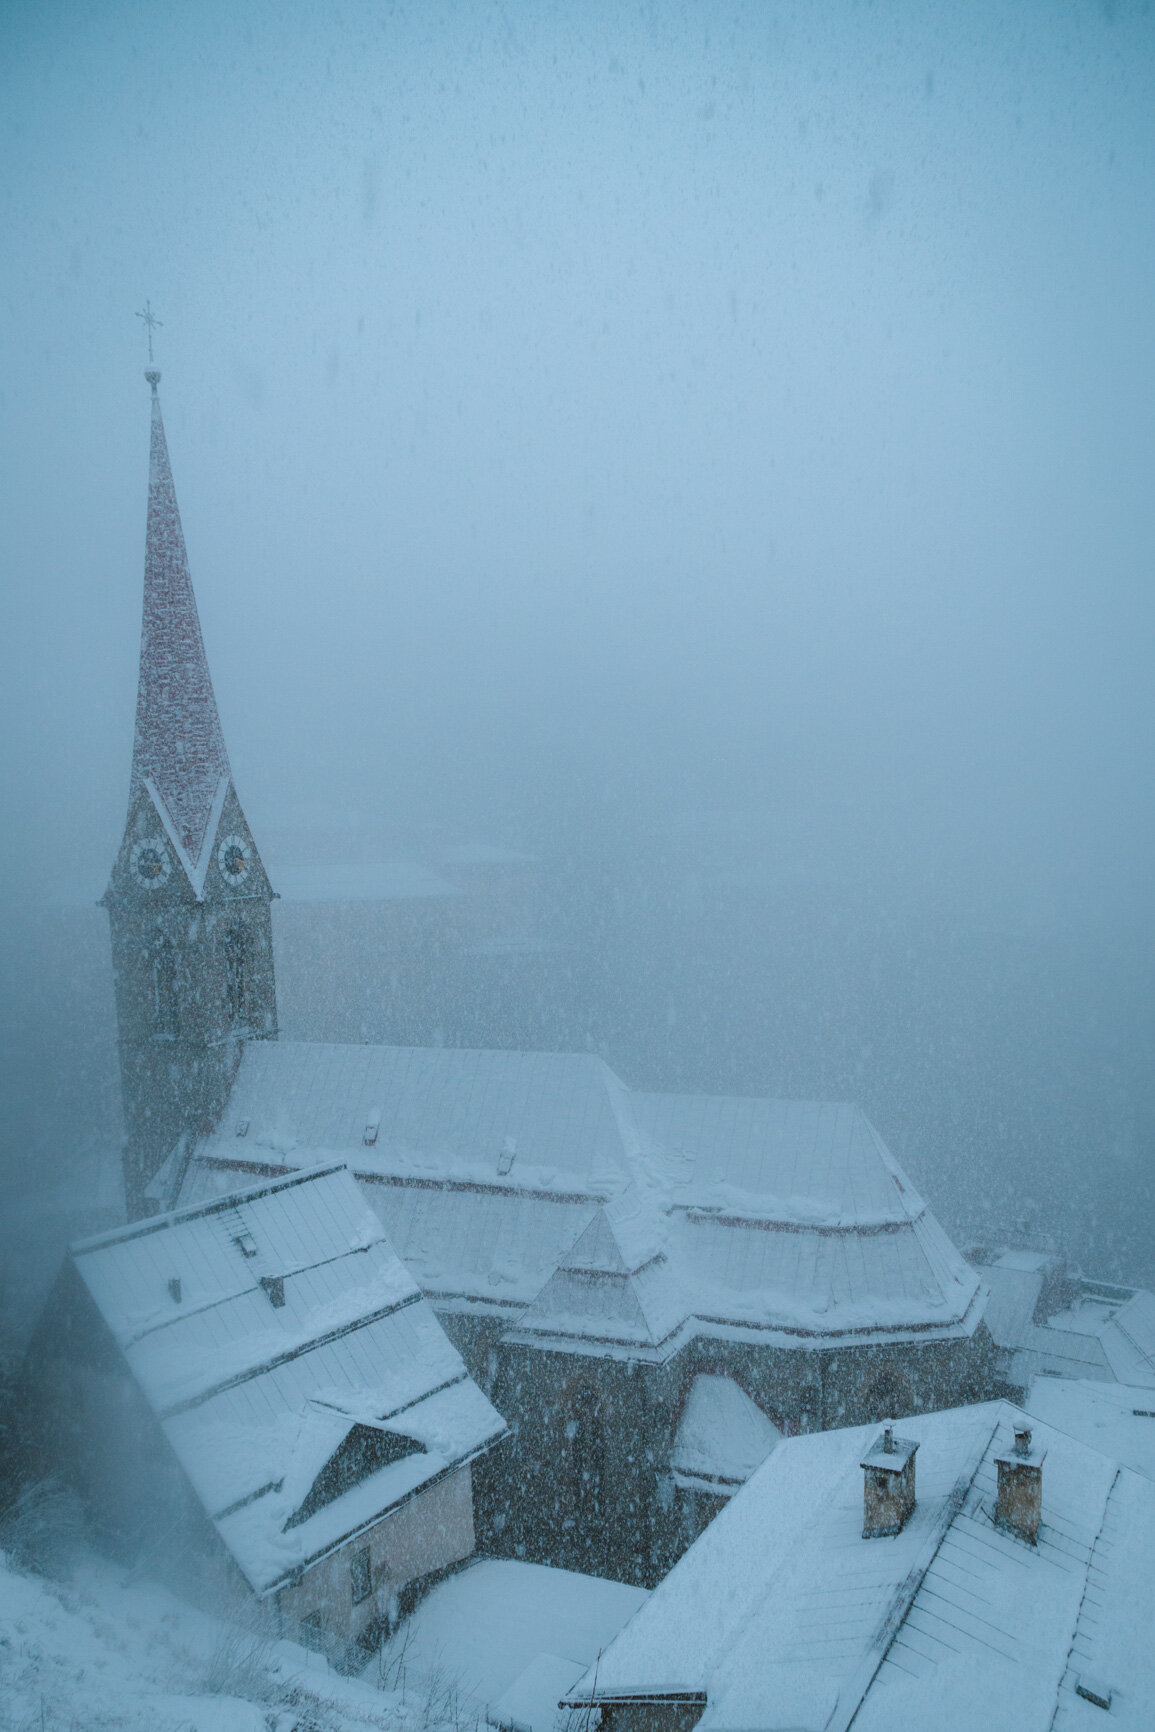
669 1374 781 1494
175 1042 984 1354
563 1400 1155 1732
69 1163 506 1593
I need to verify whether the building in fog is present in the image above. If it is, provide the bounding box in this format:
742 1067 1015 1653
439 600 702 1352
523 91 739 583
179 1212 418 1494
99 371 993 1585
969 1244 1155 1398
164 1044 992 1581
561 1401 1155 1732
101 368 279 1221
22 1163 505 1665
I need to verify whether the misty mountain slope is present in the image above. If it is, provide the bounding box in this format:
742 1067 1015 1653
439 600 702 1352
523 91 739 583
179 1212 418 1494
0 1548 420 1732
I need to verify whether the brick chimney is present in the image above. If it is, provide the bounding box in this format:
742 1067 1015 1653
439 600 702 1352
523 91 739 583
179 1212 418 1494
861 1424 918 1538
995 1424 1045 1544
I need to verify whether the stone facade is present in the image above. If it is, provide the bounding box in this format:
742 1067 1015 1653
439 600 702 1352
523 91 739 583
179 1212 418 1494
104 784 277 1218
454 1312 994 1585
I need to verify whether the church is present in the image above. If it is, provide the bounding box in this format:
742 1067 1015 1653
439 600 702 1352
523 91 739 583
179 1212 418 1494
100 368 995 1585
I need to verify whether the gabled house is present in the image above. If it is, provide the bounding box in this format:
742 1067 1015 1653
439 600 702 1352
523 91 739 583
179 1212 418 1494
22 1163 506 1664
561 1399 1155 1732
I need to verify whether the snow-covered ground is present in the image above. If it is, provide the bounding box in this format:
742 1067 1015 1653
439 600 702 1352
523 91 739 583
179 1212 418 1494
368 1561 648 1732
0 1543 647 1732
0 1545 406 1732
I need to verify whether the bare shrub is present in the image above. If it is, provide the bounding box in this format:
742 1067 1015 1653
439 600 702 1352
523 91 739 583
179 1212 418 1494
0 1477 85 1579
196 1623 278 1701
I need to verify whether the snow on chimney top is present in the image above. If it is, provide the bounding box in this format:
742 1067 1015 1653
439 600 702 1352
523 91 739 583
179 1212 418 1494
995 1423 1046 1545
861 1423 918 1538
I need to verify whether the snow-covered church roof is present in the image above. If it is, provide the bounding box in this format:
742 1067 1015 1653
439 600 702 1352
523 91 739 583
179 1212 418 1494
70 1163 506 1594
130 374 231 869
174 1041 985 1357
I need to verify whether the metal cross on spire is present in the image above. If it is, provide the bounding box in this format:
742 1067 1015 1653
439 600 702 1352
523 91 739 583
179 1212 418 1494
136 300 163 366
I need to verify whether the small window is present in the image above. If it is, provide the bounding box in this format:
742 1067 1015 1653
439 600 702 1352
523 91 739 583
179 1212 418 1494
259 1274 285 1308
350 1546 372 1605
298 1610 323 1651
233 1232 258 1259
153 942 180 1038
224 925 251 1024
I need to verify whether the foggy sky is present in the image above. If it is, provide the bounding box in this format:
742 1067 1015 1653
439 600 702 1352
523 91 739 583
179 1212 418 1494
2 0 1152 921
2 2 1155 1303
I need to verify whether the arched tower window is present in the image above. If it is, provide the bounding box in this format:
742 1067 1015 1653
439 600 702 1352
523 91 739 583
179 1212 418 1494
565 1387 607 1527
153 941 180 1038
225 925 250 1025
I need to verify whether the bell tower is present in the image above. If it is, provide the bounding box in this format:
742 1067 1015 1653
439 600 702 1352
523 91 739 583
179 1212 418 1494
103 368 277 1219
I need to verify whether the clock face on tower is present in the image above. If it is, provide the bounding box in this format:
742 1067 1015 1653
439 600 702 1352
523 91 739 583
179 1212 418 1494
217 833 251 884
130 836 172 889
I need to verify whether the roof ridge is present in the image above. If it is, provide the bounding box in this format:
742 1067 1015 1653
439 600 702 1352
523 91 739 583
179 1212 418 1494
823 1411 1001 1732
71 1160 349 1251
1049 1464 1124 1730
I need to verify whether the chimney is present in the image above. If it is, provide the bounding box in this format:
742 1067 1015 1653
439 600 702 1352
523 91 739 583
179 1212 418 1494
995 1424 1045 1544
861 1423 918 1538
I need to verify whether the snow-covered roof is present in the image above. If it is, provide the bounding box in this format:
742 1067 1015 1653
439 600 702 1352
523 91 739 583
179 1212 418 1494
129 376 231 869
176 1042 984 1353
374 1559 646 1732
70 1163 506 1594
1027 1377 1155 1482
669 1374 781 1494
563 1400 1155 1731
972 1248 1155 1391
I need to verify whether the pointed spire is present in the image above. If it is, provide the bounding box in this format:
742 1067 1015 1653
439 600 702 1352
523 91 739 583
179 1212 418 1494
132 372 231 863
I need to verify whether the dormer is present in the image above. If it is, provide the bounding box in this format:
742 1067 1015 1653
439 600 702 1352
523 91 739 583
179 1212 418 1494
284 1423 427 1529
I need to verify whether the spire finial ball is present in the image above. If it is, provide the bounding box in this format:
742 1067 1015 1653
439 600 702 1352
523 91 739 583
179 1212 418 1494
145 369 161 391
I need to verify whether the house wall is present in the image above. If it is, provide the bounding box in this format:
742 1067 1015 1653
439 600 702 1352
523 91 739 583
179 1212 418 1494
276 1464 476 1665
594 1703 706 1732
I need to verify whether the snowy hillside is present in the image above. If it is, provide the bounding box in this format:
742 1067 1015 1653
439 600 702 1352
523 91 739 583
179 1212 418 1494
0 1546 423 1732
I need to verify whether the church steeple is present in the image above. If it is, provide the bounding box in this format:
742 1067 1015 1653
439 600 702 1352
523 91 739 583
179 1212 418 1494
104 367 278 1220
133 370 231 870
